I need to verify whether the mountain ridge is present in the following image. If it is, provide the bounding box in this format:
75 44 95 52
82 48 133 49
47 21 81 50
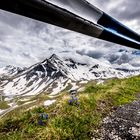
0 54 140 101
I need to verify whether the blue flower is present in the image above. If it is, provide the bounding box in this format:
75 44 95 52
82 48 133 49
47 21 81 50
44 114 49 120
39 113 49 120
38 113 49 126
38 119 44 126
68 99 73 105
39 113 43 119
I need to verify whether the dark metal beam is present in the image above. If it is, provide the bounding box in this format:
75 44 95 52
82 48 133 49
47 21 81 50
0 0 139 49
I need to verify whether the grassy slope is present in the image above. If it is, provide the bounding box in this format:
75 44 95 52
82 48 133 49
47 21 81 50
0 101 10 110
1 76 140 140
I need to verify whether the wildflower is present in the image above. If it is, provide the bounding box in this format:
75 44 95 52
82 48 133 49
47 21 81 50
44 114 49 120
68 99 73 105
38 119 44 126
76 102 80 105
39 113 44 119
38 113 49 126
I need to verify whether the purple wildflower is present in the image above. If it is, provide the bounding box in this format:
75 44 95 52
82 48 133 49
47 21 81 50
38 119 44 126
68 99 73 105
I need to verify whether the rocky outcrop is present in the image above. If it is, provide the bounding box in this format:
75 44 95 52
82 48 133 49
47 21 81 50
99 95 140 140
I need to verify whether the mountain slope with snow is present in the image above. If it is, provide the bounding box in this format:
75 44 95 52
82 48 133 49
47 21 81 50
0 54 140 101
0 65 25 79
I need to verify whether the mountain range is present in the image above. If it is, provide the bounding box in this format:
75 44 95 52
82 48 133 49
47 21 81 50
0 54 140 101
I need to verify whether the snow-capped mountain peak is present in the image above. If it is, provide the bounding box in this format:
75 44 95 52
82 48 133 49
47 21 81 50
0 54 140 101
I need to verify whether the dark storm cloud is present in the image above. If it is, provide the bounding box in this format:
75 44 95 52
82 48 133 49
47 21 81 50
107 53 131 65
77 49 104 59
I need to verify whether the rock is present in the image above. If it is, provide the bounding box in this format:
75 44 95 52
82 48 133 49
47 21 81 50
99 96 140 140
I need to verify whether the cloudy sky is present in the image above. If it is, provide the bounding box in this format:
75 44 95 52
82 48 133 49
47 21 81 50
0 0 140 68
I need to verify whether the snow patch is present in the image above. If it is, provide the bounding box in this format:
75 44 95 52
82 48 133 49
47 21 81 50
44 100 56 107
70 82 79 91
0 109 5 115
96 80 104 85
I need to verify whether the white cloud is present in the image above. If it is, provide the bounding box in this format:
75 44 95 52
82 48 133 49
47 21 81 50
0 0 139 68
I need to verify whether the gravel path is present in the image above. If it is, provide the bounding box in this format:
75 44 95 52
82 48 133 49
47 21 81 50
99 95 140 140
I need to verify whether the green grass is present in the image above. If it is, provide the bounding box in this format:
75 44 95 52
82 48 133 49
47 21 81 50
1 76 140 139
0 101 10 110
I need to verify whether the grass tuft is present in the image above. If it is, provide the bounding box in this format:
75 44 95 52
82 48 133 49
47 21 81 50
0 101 10 110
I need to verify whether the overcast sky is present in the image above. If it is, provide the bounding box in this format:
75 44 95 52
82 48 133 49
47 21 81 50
0 0 140 68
